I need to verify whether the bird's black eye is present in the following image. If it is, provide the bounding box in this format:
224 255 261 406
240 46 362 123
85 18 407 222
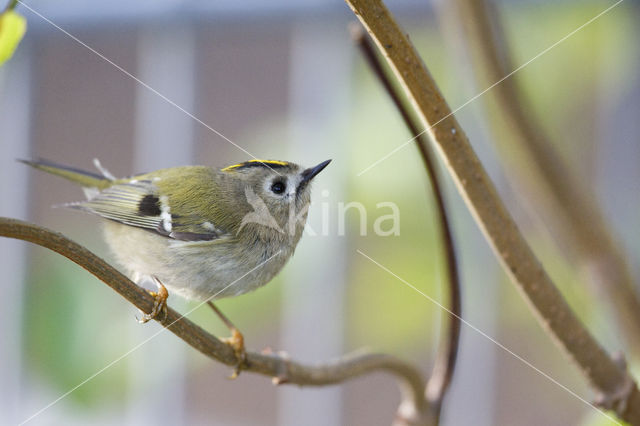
271 181 286 194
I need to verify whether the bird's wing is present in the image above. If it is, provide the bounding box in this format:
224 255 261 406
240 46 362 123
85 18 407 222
70 178 229 242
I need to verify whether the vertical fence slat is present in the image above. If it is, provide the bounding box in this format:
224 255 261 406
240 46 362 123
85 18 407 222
278 18 351 426
125 24 196 426
0 45 32 424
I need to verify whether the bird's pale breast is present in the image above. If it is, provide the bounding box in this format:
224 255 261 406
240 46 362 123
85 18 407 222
103 221 293 301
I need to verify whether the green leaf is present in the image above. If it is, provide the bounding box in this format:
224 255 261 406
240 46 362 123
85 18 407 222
0 10 26 66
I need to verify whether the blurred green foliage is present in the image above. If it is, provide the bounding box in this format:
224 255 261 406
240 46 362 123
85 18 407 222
24 255 129 405
503 1 635 170
583 410 631 426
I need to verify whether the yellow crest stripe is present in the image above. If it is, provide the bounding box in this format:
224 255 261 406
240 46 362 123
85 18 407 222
222 159 289 172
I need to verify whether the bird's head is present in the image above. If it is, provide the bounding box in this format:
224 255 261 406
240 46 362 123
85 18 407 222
221 159 331 236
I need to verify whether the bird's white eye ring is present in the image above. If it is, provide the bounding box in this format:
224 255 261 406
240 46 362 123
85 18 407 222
271 181 286 194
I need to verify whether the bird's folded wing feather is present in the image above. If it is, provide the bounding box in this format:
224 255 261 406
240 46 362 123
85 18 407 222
69 180 228 241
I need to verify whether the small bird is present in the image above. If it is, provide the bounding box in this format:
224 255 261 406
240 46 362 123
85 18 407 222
22 157 331 373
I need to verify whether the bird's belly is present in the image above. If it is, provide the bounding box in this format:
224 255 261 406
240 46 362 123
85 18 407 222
103 222 291 301
163 241 289 300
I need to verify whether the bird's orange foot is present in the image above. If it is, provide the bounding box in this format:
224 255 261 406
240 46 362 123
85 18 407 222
137 281 168 324
222 328 247 379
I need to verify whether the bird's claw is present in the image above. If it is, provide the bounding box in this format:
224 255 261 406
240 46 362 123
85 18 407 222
137 284 168 324
222 328 247 379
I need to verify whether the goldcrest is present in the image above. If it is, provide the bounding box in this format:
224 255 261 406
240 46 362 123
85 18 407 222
22 158 331 319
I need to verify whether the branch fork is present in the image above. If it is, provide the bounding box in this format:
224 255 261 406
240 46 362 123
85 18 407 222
594 353 634 418
344 0 640 423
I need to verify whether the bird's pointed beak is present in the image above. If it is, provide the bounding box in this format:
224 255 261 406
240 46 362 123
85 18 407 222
299 160 331 187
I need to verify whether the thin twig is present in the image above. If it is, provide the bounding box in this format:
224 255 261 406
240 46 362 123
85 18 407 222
447 0 640 359
343 0 640 423
350 23 461 422
0 217 428 426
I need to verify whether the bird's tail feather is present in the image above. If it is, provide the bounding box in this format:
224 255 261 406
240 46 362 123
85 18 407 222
19 158 113 189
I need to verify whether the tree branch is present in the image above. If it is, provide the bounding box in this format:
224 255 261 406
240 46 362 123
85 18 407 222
448 0 640 358
350 24 462 423
343 0 640 423
0 217 428 425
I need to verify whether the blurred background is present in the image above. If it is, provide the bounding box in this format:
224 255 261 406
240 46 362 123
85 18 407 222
1 0 639 425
